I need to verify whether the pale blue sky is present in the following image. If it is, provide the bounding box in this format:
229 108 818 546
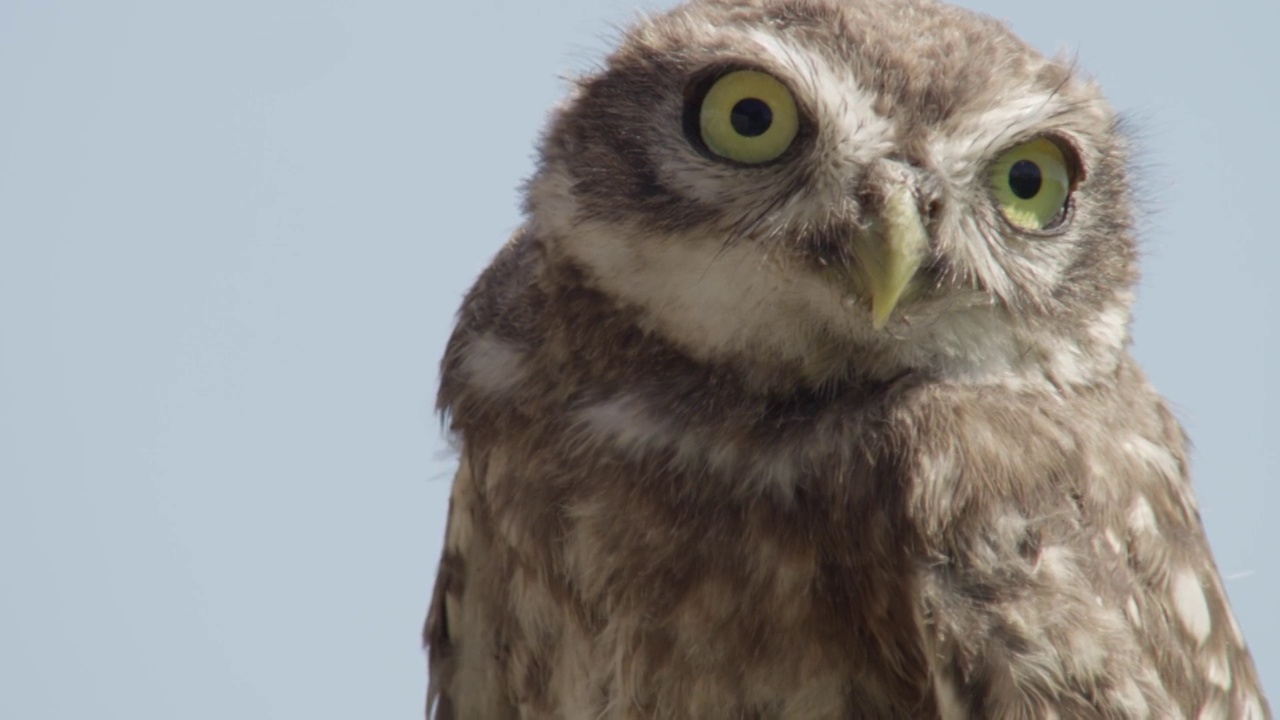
0 1 1274 717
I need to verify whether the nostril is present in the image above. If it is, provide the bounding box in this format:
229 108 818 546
923 197 943 223
916 174 945 225
854 158 945 224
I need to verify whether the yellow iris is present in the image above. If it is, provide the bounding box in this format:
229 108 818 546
989 138 1072 231
699 70 799 164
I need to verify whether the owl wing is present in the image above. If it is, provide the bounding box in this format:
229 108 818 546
424 450 520 720
909 386 1270 718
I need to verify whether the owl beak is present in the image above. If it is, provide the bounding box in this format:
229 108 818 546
855 185 928 329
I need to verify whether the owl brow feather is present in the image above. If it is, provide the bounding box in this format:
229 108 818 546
976 68 1084 163
1024 59 1081 132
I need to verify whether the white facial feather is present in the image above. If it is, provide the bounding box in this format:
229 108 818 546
532 164 1122 389
746 29 896 169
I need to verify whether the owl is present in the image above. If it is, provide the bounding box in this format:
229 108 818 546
424 0 1271 716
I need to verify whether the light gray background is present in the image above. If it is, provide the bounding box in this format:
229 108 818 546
0 0 1274 717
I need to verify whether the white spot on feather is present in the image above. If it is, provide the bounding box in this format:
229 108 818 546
1104 528 1123 554
1128 496 1159 535
574 394 674 457
1111 676 1150 719
1171 569 1212 646
1035 545 1075 583
1123 434 1181 481
1066 630 1105 674
460 333 528 397
1088 300 1131 351
1203 651 1232 691
573 394 756 484
1125 596 1143 629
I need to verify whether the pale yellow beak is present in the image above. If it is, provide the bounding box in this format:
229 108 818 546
853 186 928 329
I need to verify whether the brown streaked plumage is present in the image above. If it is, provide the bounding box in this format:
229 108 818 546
424 0 1271 717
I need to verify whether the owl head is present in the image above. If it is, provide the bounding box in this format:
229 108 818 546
526 0 1137 391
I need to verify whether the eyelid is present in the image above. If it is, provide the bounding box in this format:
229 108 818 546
1009 133 1084 188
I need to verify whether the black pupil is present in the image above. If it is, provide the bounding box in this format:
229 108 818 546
1008 160 1043 199
730 98 773 137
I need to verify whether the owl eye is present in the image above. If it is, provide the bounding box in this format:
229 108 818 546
696 70 800 164
989 138 1074 231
